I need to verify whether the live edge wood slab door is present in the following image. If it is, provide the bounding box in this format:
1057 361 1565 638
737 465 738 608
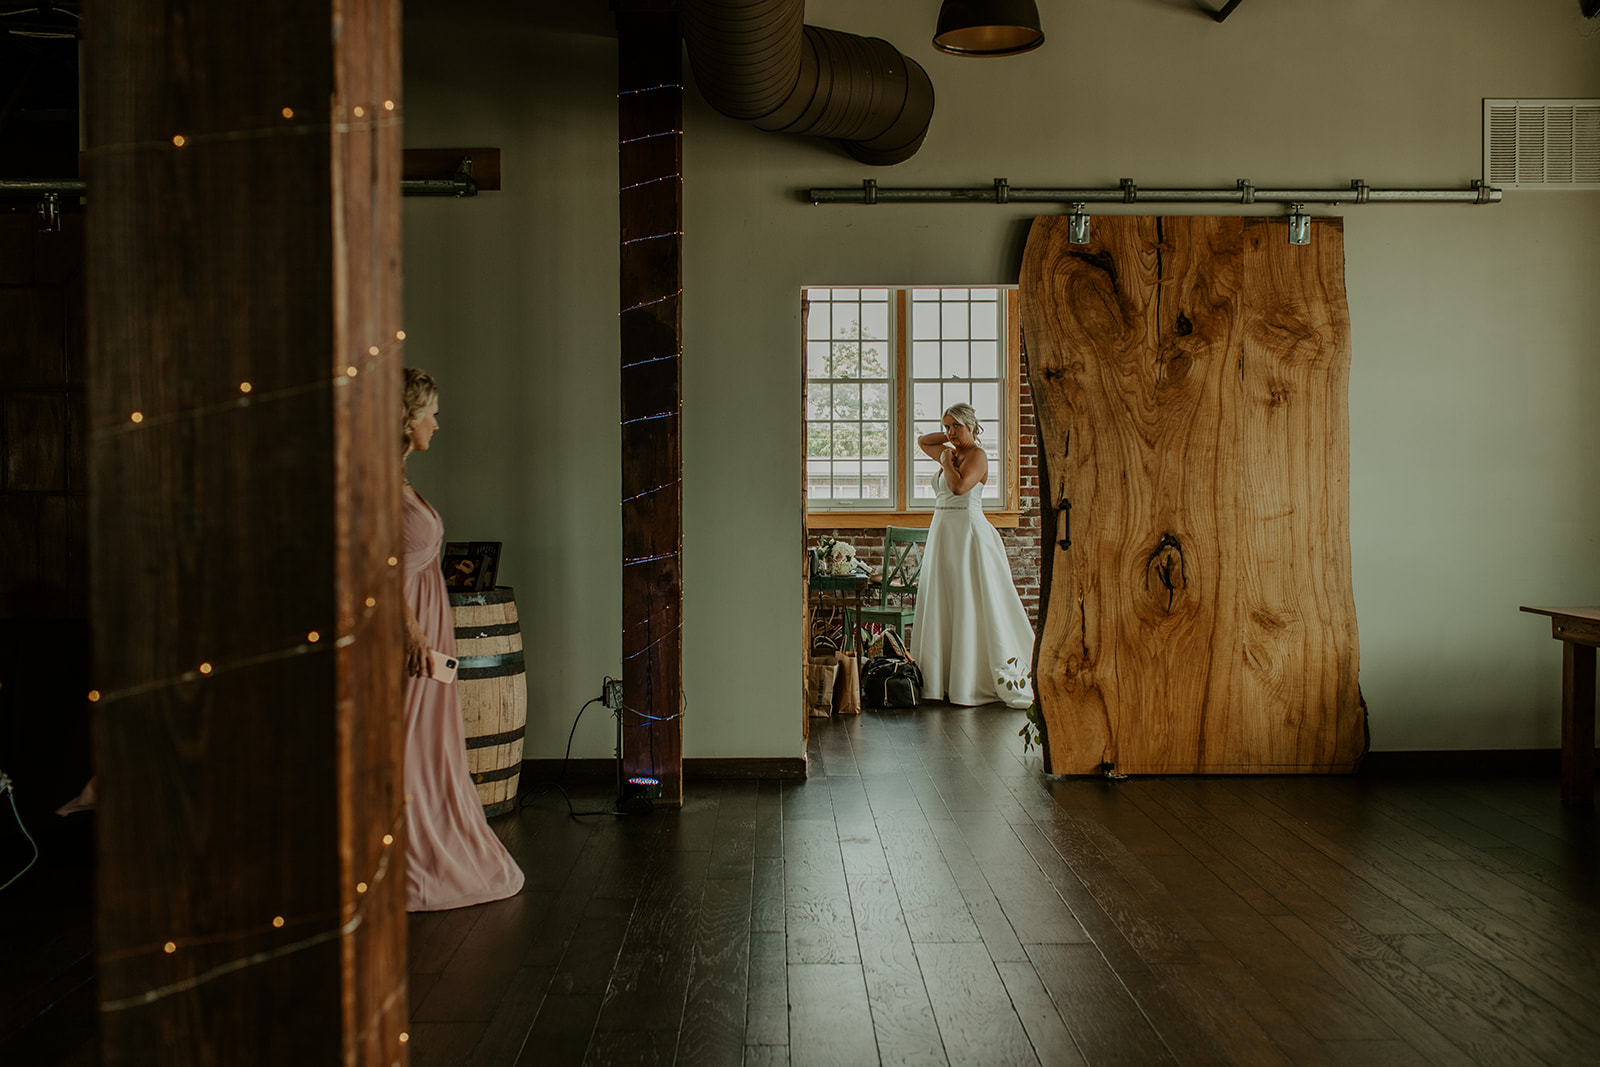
1020 215 1365 775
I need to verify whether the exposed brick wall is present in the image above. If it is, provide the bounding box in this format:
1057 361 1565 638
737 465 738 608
809 366 1043 627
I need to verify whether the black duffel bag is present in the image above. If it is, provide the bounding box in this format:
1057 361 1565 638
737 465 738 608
862 656 923 708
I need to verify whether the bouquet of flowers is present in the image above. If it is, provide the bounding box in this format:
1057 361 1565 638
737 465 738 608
816 536 858 576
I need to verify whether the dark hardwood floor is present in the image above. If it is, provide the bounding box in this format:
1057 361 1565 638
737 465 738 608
408 707 1600 1066
5 704 1598 1065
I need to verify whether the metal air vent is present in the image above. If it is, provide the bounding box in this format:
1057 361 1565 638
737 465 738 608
1484 99 1600 189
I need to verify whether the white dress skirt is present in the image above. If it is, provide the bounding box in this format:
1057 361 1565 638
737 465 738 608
909 470 1036 708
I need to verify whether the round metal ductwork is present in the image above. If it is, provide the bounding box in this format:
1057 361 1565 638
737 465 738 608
681 0 935 165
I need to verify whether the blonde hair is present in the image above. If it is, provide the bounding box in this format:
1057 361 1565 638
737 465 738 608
943 402 982 438
402 367 438 458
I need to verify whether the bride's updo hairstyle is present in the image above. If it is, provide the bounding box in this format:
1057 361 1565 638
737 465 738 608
402 367 438 458
944 402 983 438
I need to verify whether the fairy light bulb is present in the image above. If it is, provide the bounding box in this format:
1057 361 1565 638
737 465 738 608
345 366 358 378
399 1033 409 1044
307 631 320 643
130 412 144 423
387 557 398 567
239 382 252 393
365 597 376 608
384 100 395 111
272 916 285 928
368 345 380 356
353 105 365 118
382 834 394 846
199 662 212 675
164 942 177 954
281 107 294 119
88 690 100 702
396 330 406 340
172 135 186 147
356 881 368 894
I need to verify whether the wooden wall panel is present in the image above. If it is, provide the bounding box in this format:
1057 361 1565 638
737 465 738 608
1021 215 1364 775
617 6 684 806
85 1 406 1062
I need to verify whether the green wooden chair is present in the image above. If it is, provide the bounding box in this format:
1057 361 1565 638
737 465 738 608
847 526 928 650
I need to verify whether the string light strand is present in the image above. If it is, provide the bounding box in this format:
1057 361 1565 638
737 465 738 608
95 376 326 440
621 481 679 503
620 231 682 246
623 623 682 662
622 708 683 725
620 174 681 192
617 83 683 97
618 129 683 145
623 551 679 567
622 353 679 370
622 410 679 426
81 113 398 161
92 623 362 707
100 914 365 1013
99 807 404 978
620 290 682 314
98 333 403 439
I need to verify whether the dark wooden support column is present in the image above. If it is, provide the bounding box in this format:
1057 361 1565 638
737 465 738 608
85 2 406 1062
617 4 684 806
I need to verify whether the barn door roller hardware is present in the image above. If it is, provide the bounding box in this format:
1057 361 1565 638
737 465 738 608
809 176 1502 206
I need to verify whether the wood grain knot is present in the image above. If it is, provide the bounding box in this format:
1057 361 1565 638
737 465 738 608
1144 533 1187 613
1158 348 1191 385
1068 250 1118 293
1174 313 1193 336
1249 607 1288 633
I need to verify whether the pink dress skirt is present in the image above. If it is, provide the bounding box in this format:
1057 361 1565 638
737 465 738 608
402 488 524 911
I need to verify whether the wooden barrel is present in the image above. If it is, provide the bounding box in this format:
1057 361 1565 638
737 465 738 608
448 586 527 817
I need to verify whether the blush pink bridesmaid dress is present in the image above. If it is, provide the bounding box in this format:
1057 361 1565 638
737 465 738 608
402 488 524 911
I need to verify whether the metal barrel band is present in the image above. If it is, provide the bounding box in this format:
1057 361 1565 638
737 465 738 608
457 649 526 680
465 725 527 750
454 621 521 640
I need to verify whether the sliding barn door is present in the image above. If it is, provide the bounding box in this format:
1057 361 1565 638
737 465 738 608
1020 216 1364 774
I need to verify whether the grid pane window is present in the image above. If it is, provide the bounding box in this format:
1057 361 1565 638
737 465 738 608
807 286 1010 512
805 288 893 505
910 288 1005 502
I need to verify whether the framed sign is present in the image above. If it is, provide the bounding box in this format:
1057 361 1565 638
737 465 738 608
442 541 502 592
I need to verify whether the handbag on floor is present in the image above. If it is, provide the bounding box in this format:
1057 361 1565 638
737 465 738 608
862 656 922 708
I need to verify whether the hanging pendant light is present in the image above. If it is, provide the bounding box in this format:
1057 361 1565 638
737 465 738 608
933 0 1045 57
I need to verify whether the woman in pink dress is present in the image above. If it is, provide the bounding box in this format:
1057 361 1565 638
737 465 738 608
401 368 524 911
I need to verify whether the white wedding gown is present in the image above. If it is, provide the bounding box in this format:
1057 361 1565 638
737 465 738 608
909 470 1035 709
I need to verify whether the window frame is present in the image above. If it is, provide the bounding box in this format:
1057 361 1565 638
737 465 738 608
804 287 1023 530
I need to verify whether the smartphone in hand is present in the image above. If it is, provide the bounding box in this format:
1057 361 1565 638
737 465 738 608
426 649 459 684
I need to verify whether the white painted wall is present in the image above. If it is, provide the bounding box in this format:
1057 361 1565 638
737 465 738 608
403 0 1600 759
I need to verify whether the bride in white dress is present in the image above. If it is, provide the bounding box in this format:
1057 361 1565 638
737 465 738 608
909 404 1035 709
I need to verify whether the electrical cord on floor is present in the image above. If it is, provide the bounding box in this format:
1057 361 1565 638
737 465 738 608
0 770 39 891
517 693 640 819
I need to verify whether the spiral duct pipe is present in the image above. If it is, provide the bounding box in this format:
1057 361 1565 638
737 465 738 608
680 0 934 165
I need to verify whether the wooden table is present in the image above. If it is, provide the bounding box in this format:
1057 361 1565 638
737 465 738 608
1520 606 1600 804
810 572 868 652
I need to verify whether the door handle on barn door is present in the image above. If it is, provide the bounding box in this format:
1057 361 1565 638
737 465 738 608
1056 498 1071 550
